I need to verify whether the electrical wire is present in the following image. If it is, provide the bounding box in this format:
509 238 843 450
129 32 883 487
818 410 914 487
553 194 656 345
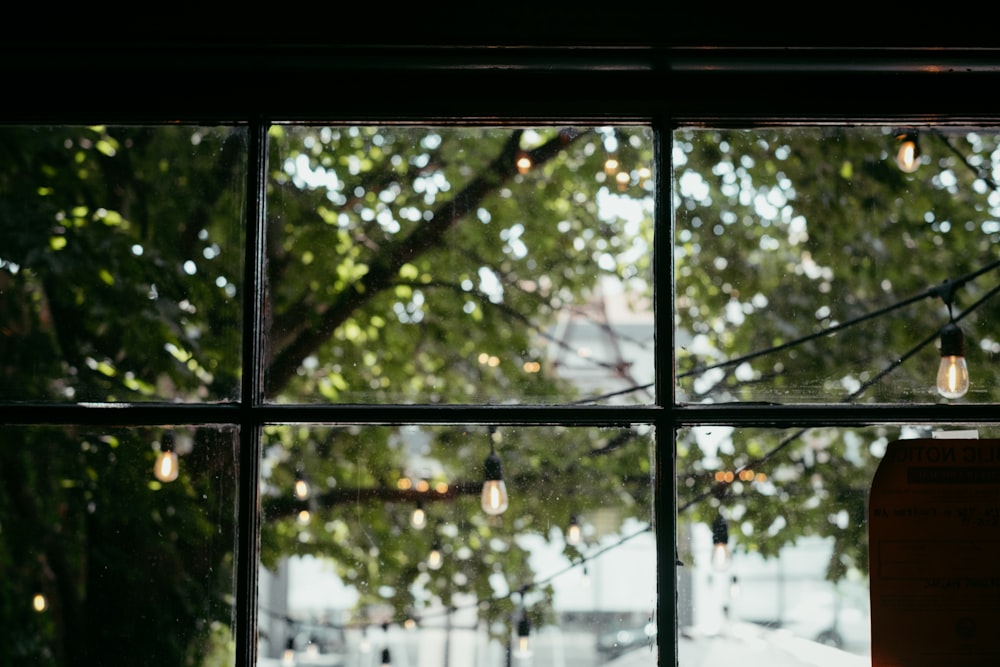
679 278 1000 514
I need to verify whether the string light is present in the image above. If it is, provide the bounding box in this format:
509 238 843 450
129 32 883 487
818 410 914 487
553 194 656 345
294 467 310 501
937 321 970 398
514 611 533 658
32 593 47 612
711 513 731 571
481 429 509 516
427 540 444 570
516 153 532 174
281 637 296 667
410 501 427 529
153 433 179 483
895 131 921 173
565 515 582 546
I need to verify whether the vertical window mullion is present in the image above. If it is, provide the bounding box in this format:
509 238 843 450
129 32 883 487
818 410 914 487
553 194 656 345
235 116 269 667
654 116 676 667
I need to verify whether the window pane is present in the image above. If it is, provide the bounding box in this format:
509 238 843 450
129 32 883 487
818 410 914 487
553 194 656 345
258 424 655 666
265 126 654 405
676 423 1000 664
0 126 246 403
0 425 239 666
674 127 1000 404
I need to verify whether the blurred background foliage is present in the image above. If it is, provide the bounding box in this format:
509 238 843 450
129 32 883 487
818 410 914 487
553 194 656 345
675 126 1000 585
0 124 655 664
7 121 999 665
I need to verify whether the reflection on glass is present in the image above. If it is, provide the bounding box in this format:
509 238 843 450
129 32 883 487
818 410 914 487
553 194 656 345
265 126 655 405
258 424 655 666
674 126 1000 404
0 425 238 666
0 125 246 403
676 423 1000 664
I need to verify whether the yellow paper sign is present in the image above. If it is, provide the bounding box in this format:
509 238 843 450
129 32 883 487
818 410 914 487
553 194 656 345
868 438 1000 666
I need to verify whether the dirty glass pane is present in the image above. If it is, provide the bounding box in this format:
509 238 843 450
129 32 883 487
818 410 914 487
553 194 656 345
257 424 655 666
0 425 239 666
0 126 246 403
265 126 655 405
676 422 1000 665
674 127 1000 404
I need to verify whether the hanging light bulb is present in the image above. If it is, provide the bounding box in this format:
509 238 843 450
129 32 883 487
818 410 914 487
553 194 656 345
281 637 296 667
937 321 970 398
711 513 731 571
294 468 310 501
514 612 533 658
566 515 582 546
32 593 47 613
427 541 444 570
516 153 532 174
895 131 921 173
153 433 179 483
410 501 427 530
381 647 392 666
481 434 509 516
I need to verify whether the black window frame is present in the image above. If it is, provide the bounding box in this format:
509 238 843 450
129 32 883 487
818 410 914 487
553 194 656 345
5 39 1000 667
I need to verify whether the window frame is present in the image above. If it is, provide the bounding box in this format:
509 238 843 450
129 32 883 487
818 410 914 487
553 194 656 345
5 41 1000 667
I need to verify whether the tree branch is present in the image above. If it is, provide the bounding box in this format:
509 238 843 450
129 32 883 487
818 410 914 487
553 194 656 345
266 128 586 395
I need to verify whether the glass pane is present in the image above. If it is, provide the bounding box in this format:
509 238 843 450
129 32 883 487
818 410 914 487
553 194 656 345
0 425 239 666
674 127 1000 404
0 125 246 403
258 424 655 666
266 126 655 405
676 422 1000 665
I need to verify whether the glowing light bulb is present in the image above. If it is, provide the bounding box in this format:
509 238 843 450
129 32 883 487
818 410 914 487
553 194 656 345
895 132 920 173
154 435 179 483
616 170 630 191
427 543 443 570
937 322 970 399
32 593 47 612
516 154 532 174
481 450 509 516
281 638 296 667
294 470 310 500
410 502 427 530
514 614 533 658
711 514 731 571
566 515 582 546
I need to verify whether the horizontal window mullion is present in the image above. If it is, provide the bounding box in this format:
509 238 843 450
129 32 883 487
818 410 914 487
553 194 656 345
672 402 1000 427
0 402 663 426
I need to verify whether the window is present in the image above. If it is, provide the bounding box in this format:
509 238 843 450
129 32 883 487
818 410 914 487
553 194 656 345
3 40 1000 667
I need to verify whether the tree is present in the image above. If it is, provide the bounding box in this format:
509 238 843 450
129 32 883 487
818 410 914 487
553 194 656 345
7 120 994 666
673 126 1000 578
0 123 655 665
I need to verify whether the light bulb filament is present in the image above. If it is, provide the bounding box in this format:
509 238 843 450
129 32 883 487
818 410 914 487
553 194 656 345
154 450 179 482
481 480 508 515
937 355 970 398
